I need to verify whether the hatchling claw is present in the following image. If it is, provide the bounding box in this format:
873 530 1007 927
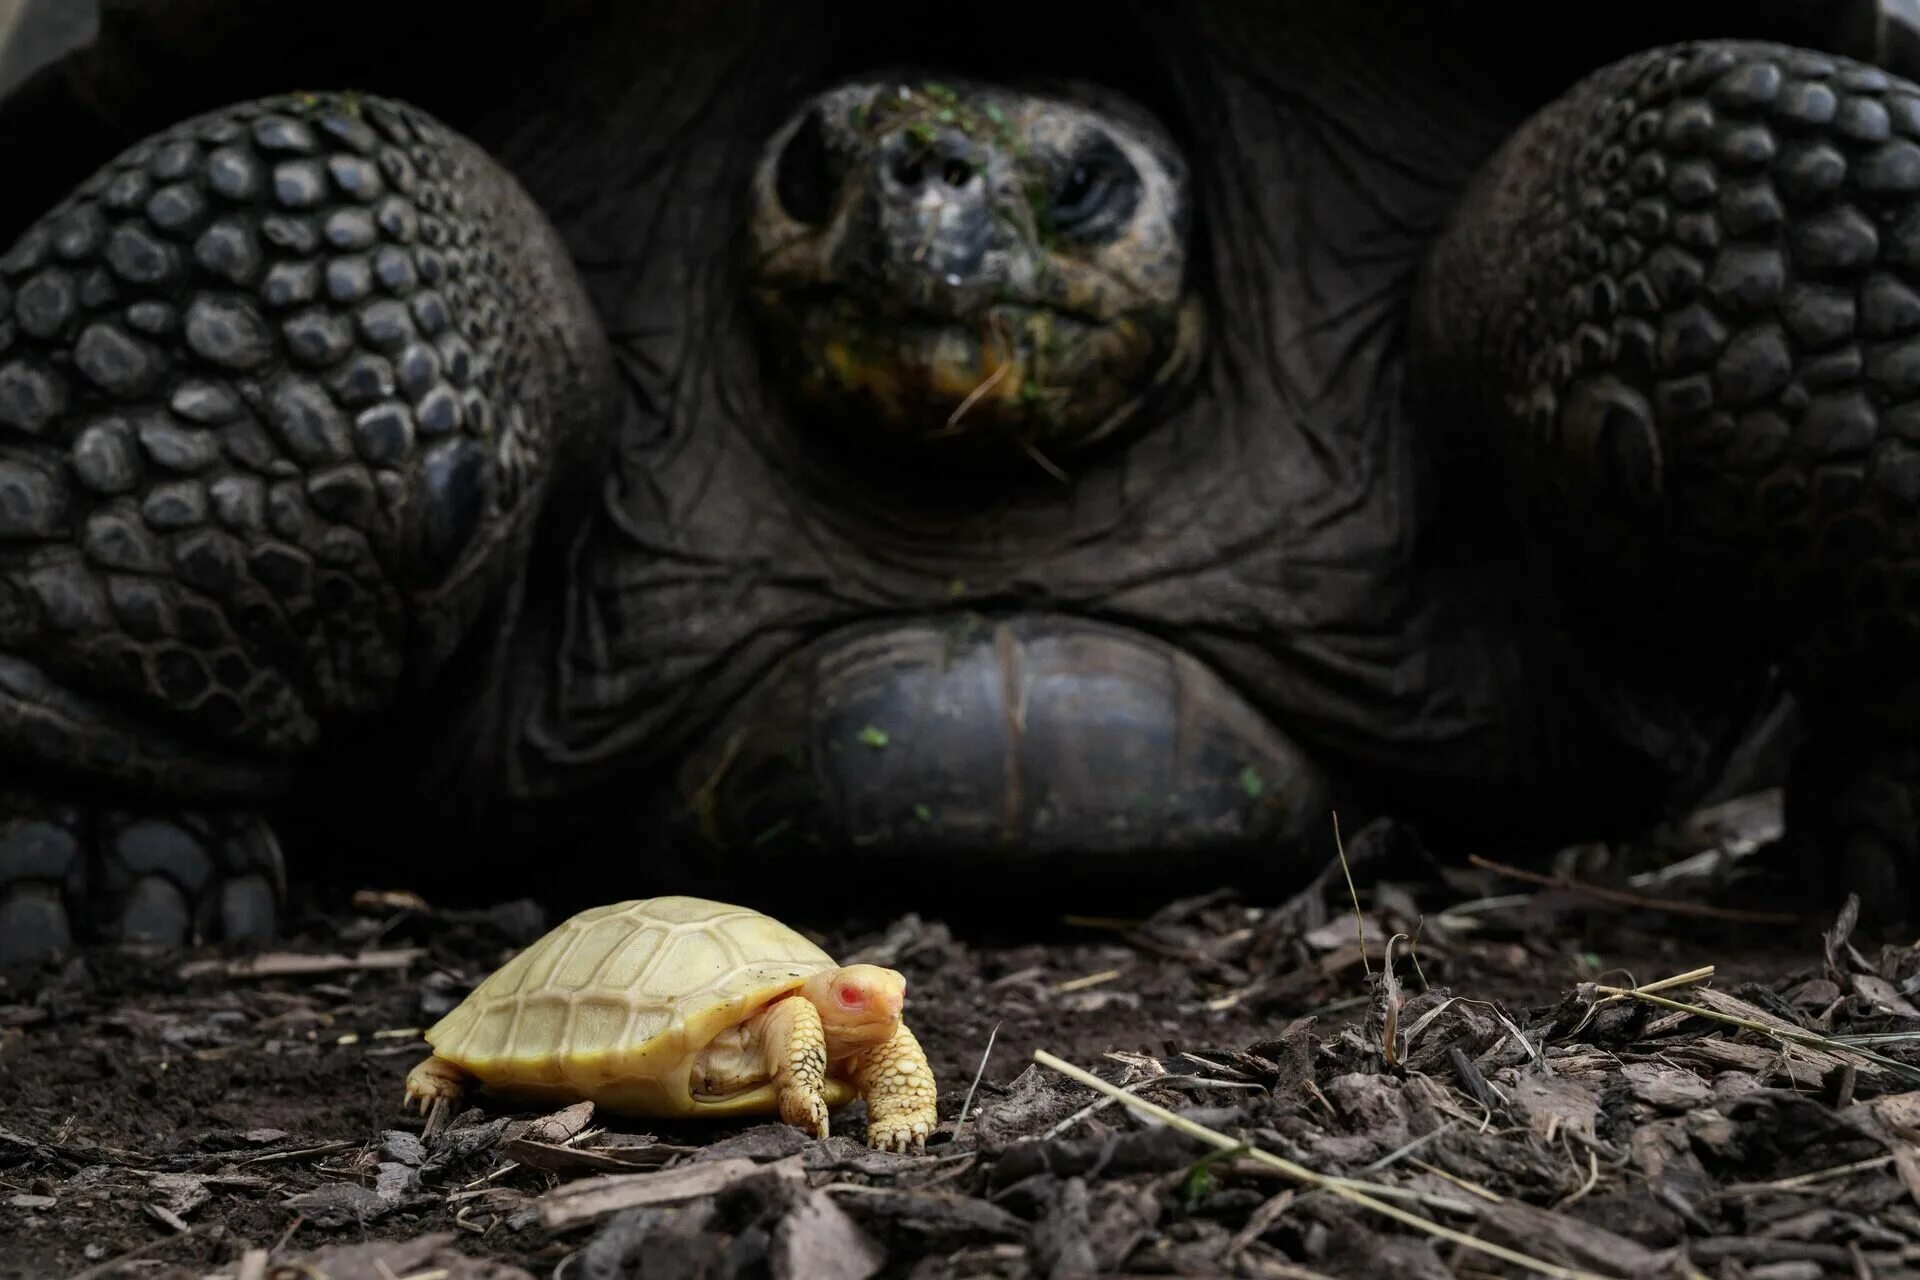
782 1090 830 1140
868 1116 930 1155
404 1054 469 1113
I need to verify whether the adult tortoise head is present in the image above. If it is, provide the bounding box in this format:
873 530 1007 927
746 75 1199 460
3 0 1920 963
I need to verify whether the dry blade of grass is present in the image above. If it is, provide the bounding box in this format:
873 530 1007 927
1592 980 1920 1086
1033 1050 1611 1280
1559 965 1716 1040
1333 810 1370 976
948 1020 1000 1148
1053 969 1122 993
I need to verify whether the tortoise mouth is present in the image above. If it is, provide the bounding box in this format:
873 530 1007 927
668 613 1329 884
751 287 1183 454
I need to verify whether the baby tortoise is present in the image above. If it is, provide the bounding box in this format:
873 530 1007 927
403 896 938 1152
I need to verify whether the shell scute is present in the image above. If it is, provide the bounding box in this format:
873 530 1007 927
558 916 637 990
598 925 666 989
567 1000 632 1058
644 928 735 1001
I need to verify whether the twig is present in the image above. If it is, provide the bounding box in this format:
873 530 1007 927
1033 1050 1606 1280
948 1021 1000 1148
237 1141 361 1168
1333 811 1370 976
1466 854 1797 924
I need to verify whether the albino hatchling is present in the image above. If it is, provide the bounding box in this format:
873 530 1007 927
402 896 938 1152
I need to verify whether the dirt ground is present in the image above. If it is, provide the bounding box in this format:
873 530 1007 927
7 794 1920 1279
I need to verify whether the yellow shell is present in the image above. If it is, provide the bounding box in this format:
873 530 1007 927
424 896 851 1115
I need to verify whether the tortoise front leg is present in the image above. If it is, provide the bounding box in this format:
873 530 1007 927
0 792 281 965
758 994 831 1139
0 91 616 961
850 1024 937 1154
403 1052 471 1113
1416 41 1920 912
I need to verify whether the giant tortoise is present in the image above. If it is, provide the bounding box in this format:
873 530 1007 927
1 0 1918 961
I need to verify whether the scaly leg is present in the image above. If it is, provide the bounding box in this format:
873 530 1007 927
851 1023 937 1154
760 995 830 1139
403 1052 470 1112
0 91 616 961
1416 42 1920 910
0 791 280 965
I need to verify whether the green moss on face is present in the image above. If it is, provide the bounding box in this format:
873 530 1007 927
1025 179 1058 246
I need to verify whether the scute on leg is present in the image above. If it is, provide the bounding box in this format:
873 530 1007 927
0 794 281 965
0 86 615 965
854 1024 938 1154
1414 39 1920 896
403 1053 470 1140
761 995 831 1141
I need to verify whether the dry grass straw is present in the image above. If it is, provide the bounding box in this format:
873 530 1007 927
1332 811 1370 977
947 1020 1000 1148
1585 967 1920 1087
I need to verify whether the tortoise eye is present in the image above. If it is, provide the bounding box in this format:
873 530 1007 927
775 107 837 226
1050 137 1140 242
837 984 865 1008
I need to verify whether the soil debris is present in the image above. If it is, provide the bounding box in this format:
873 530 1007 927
8 794 1920 1276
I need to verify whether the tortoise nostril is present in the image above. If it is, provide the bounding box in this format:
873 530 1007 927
884 131 977 195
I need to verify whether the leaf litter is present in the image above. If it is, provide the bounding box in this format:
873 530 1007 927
7 793 1920 1276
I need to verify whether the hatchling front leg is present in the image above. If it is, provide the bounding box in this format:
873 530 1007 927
762 996 831 1139
853 1025 937 1154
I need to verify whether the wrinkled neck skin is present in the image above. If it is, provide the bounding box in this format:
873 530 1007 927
401 1 1767 864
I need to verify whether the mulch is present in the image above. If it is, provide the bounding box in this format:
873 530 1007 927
7 792 1920 1279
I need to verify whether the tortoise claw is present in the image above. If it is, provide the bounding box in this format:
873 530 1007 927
867 1118 929 1154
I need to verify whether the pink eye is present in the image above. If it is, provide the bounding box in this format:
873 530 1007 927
838 985 864 1008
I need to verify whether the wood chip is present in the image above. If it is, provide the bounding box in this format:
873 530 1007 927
505 1101 594 1146
535 1155 803 1229
142 1201 191 1233
352 888 433 913
500 1137 693 1175
1481 1200 1677 1276
771 1188 886 1280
